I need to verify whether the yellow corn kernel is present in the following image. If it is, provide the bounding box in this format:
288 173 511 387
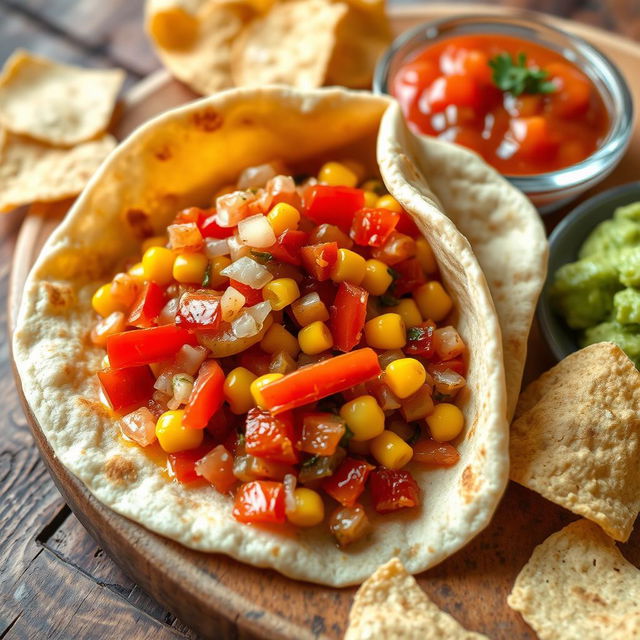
262 278 300 311
385 358 427 399
155 410 203 453
128 262 145 281
267 202 300 236
401 386 434 422
224 366 257 415
291 292 330 326
141 235 167 253
361 259 393 296
341 159 365 181
147 8 198 50
376 194 403 213
339 395 385 442
361 179 384 193
250 373 284 409
173 252 209 284
363 190 378 208
370 431 414 469
260 323 300 357
142 246 175 286
415 236 438 275
364 313 406 350
286 487 325 527
209 255 231 289
331 248 366 285
298 321 333 355
426 403 464 442
318 161 358 187
92 284 125 318
414 282 453 322
391 298 423 329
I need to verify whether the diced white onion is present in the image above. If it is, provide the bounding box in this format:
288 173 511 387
237 214 276 248
221 286 246 322
174 345 209 376
231 312 259 338
172 373 194 405
167 222 202 250
158 297 179 325
216 190 255 227
154 367 176 395
204 237 229 258
195 445 231 482
237 163 278 190
433 326 465 360
246 301 271 325
120 407 157 447
284 473 297 514
228 232 252 261
220 256 273 288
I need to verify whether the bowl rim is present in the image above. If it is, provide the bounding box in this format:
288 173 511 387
373 12 634 191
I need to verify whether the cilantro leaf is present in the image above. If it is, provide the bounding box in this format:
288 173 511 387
407 327 424 341
250 250 273 263
201 262 212 287
489 52 556 96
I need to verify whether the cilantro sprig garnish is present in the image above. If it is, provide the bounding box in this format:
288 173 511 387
489 52 556 97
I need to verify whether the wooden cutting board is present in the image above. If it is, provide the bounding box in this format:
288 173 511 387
10 4 640 639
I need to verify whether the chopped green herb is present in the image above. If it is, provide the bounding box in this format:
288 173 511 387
379 293 400 307
387 267 400 282
201 262 212 287
301 454 320 469
489 52 556 97
250 250 273 263
407 327 424 341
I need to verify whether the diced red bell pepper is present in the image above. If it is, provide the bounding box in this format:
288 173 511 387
244 408 298 464
176 292 222 331
168 443 213 483
128 281 166 328
429 357 466 376
412 437 460 467
369 468 420 514
299 413 346 456
304 185 366 231
392 258 426 297
371 231 416 266
350 208 400 247
259 348 382 414
233 480 286 524
299 277 337 308
396 210 420 236
199 212 234 238
267 229 309 266
405 322 436 358
98 366 156 412
322 457 374 507
238 346 272 376
206 405 238 443
106 324 198 369
330 282 368 352
300 242 338 282
229 280 264 307
194 444 237 493
183 360 225 430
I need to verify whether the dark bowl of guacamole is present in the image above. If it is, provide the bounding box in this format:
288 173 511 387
539 181 640 366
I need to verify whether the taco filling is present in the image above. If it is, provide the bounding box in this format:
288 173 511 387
91 160 467 546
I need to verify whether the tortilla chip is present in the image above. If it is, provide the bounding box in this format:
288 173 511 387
231 0 348 88
510 342 640 542
0 131 115 213
345 558 487 639
0 50 123 147
508 519 640 640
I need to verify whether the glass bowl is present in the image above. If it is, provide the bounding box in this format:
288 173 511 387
373 13 634 214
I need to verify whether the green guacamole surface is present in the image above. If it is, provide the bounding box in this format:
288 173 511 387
551 202 640 367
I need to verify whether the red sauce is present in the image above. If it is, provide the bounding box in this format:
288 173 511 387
391 34 610 175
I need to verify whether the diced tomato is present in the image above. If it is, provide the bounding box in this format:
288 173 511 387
429 357 465 376
244 408 298 464
509 116 559 161
183 360 225 430
428 74 483 113
233 480 286 524
304 185 365 231
392 258 426 296
330 282 368 352
106 324 198 369
371 231 416 266
267 229 309 266
242 456 296 481
545 61 591 118
350 208 400 247
168 443 213 483
128 281 166 328
194 444 236 493
412 437 460 467
328 503 370 547
299 413 346 456
98 366 156 412
299 277 337 308
405 322 436 358
223 429 240 455
173 206 202 225
229 280 264 307
369 468 420 514
206 405 237 443
199 212 235 238
259 348 381 414
176 292 222 331
396 210 420 236
322 457 374 507
238 346 272 376
300 242 338 282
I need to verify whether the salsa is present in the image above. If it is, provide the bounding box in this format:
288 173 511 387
91 160 468 547
391 34 609 175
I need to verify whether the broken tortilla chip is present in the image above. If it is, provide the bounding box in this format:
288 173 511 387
0 131 116 213
345 558 487 639
510 342 640 542
508 519 640 640
0 50 123 147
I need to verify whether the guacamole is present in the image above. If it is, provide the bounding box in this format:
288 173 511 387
551 201 640 367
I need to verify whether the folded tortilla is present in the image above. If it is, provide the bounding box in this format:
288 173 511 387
14 87 530 586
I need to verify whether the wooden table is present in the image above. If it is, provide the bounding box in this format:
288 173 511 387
1 1 639 638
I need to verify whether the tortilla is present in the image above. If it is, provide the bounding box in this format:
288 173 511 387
13 87 508 586
377 103 547 420
510 342 640 542
508 519 640 639
0 50 123 146
346 557 487 639
0 130 116 213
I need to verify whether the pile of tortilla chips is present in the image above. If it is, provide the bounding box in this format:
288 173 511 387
145 0 391 95
0 50 123 214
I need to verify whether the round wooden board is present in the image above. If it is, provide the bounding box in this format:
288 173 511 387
9 5 640 639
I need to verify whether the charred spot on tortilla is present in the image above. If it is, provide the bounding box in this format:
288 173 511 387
124 208 154 239
153 144 173 162
461 466 480 504
105 455 138 485
75 396 113 420
42 281 75 311
192 108 223 132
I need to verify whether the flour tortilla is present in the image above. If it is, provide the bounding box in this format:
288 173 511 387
378 103 547 419
14 87 508 586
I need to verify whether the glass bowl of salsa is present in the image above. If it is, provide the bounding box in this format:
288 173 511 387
374 14 633 214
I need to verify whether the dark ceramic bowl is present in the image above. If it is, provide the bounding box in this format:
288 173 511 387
538 181 640 361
